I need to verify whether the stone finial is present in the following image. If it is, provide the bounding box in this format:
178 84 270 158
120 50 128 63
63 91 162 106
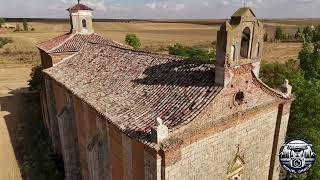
157 117 163 126
282 79 292 97
152 117 169 144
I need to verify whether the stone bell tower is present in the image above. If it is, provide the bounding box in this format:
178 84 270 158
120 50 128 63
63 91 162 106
67 0 94 34
215 7 264 87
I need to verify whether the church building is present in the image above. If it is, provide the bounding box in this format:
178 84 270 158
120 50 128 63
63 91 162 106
37 2 293 180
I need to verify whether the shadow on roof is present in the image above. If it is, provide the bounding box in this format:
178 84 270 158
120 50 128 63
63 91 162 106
132 59 215 87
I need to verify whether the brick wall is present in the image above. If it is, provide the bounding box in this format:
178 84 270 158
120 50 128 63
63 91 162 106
50 80 158 180
164 105 279 179
51 53 74 65
40 50 53 69
46 62 291 180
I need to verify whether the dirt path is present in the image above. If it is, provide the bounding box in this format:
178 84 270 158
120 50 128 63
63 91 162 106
0 111 22 180
0 64 31 180
0 64 31 96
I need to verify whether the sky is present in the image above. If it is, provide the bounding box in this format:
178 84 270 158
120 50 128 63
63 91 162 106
0 0 320 19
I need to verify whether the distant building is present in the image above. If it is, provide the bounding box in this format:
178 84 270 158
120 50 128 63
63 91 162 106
38 2 293 180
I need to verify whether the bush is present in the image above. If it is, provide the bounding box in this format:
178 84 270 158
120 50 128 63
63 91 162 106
28 64 43 91
0 18 5 28
0 37 12 48
22 19 28 31
125 33 141 49
264 33 268 42
14 23 21 32
168 43 216 61
260 45 320 179
260 59 301 88
275 27 285 41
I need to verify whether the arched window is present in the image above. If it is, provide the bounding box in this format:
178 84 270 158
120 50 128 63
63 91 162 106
82 19 87 29
227 156 244 180
256 42 260 58
230 45 236 62
240 27 251 58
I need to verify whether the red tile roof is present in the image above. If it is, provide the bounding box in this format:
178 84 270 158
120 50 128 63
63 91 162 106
67 3 93 13
44 44 222 146
37 33 128 54
37 33 72 53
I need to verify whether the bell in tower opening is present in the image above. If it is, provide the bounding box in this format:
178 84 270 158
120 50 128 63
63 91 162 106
215 7 264 87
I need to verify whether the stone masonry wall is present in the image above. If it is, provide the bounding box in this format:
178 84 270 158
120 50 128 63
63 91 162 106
270 103 291 180
165 105 279 180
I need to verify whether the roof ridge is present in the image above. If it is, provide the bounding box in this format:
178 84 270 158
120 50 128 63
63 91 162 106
35 32 70 48
85 43 215 64
92 33 130 48
48 32 78 53
252 72 287 99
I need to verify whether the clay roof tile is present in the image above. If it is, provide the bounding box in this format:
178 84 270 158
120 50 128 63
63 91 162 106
67 3 93 12
44 44 221 146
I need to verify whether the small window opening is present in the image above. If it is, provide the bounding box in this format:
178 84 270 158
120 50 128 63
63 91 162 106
229 173 241 180
256 42 260 58
82 19 87 29
230 45 236 62
235 92 245 105
240 27 251 58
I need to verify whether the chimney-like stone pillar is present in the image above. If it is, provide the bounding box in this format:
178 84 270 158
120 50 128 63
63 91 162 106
151 117 169 144
281 79 292 97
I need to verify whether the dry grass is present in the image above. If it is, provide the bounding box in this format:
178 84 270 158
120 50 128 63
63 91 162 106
0 20 305 64
262 42 302 63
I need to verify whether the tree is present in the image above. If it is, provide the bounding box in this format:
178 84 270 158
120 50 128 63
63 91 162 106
15 23 21 31
264 33 268 42
168 43 215 61
275 27 284 41
260 34 320 179
286 78 320 179
303 26 314 42
261 61 320 179
0 18 5 28
125 34 141 49
295 28 301 39
0 37 12 48
28 64 43 90
22 19 28 31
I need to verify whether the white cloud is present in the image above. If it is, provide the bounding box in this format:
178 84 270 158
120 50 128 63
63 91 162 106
219 0 229 5
48 5 60 10
162 4 168 9
2 0 320 19
145 3 157 10
84 1 107 12
175 3 186 11
202 1 209 7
